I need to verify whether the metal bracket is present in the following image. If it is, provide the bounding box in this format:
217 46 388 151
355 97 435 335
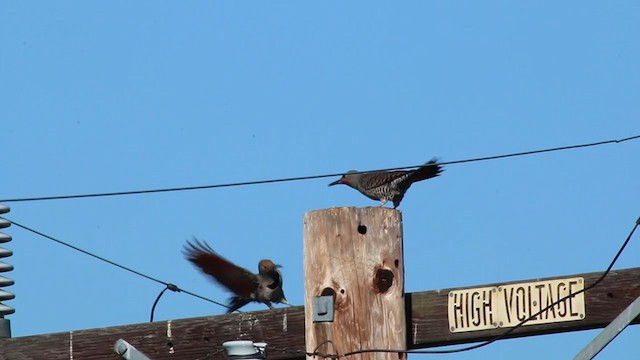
313 295 334 322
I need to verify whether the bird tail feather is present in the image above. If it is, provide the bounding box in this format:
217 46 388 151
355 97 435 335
410 159 443 182
227 296 251 313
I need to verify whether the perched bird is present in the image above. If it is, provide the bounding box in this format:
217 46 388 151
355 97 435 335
183 238 288 313
329 159 443 208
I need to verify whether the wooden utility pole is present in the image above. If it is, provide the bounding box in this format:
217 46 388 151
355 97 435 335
303 207 406 360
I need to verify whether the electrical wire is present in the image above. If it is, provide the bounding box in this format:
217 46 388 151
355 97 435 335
312 340 339 359
7 219 232 312
150 284 180 322
268 342 338 359
1 134 637 203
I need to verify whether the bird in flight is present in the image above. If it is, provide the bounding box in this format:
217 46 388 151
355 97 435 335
184 238 288 313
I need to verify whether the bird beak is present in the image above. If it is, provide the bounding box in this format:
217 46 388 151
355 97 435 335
328 178 343 186
275 264 283 268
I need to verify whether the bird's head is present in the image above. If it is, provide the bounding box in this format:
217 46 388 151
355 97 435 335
328 170 360 187
258 259 281 274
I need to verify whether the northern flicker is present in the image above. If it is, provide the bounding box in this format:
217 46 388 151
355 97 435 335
183 238 288 313
329 159 443 208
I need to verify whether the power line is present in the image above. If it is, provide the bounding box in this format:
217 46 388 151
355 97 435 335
1 134 638 203
150 284 178 322
7 219 232 312
440 134 639 166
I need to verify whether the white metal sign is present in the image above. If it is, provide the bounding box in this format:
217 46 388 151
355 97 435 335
448 277 585 333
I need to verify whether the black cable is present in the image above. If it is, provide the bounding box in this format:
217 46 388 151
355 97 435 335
1 134 637 203
439 134 639 166
7 218 232 311
180 287 237 312
270 345 327 359
316 216 640 358
312 340 339 359
150 284 180 322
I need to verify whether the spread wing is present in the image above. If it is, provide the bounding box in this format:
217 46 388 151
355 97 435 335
183 238 258 298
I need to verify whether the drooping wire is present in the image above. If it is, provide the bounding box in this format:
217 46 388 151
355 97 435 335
310 216 640 358
7 219 232 312
309 340 339 359
1 134 638 203
150 284 180 322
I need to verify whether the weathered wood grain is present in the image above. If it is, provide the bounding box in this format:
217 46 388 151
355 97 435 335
303 207 406 360
0 307 306 360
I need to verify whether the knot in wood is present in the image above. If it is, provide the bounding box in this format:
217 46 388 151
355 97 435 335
374 268 394 293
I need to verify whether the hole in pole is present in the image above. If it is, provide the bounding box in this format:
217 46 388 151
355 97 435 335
374 269 394 293
321 287 336 298
357 225 367 234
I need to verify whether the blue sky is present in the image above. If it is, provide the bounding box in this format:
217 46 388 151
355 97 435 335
2 1 639 359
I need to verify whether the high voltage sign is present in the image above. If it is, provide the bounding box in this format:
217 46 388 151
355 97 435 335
448 277 585 333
